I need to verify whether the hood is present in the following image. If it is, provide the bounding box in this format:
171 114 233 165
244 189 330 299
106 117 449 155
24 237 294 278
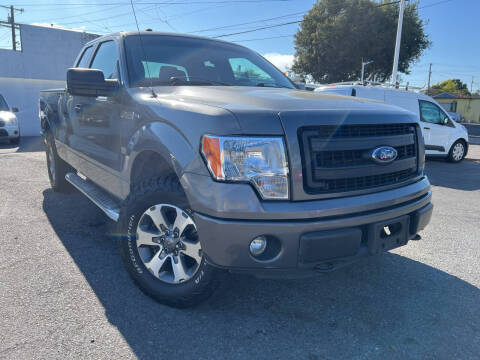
135 86 416 135
149 86 410 113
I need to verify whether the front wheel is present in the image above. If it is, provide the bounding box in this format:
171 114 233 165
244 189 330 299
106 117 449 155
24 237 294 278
117 177 221 308
448 140 467 163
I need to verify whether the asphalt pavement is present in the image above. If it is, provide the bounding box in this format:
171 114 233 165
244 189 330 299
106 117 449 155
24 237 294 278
0 137 479 360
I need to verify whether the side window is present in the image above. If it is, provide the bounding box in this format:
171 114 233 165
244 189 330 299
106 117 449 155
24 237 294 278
90 41 118 79
228 58 275 86
76 46 93 68
419 100 448 125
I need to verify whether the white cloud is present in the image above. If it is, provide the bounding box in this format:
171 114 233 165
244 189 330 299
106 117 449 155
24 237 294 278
263 53 294 72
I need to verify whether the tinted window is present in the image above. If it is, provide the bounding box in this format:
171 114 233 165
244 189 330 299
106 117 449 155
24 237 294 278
76 46 94 68
142 61 189 79
90 41 118 79
0 94 8 111
229 58 275 86
124 35 294 89
419 100 448 125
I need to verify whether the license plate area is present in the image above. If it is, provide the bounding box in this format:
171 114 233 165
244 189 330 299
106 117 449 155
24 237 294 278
367 215 410 255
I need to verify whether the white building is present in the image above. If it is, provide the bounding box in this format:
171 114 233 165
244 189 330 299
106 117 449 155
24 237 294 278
0 24 97 136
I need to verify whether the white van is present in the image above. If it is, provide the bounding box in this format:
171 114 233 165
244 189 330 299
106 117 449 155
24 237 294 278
315 85 469 162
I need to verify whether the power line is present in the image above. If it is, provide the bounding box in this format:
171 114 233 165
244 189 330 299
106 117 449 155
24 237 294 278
213 20 301 38
189 10 306 34
212 0 403 39
9 1 294 6
418 0 456 9
232 34 294 42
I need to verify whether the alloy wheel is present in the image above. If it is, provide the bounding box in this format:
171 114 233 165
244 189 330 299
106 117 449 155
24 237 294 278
135 204 202 284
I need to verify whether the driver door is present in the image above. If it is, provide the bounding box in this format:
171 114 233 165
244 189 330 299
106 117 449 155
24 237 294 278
419 100 451 154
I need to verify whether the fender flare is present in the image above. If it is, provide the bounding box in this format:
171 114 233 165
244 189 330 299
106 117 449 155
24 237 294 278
125 121 207 182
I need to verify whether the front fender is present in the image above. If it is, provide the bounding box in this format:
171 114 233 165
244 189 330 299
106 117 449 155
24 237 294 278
125 120 208 182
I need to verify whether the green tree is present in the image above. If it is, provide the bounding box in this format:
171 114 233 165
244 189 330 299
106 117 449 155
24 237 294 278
431 79 471 96
292 0 430 83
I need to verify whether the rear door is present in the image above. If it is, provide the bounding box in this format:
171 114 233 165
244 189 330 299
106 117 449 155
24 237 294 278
68 40 123 175
418 100 451 154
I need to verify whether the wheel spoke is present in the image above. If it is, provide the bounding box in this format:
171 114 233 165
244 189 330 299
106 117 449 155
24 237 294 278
172 256 189 283
136 226 160 247
172 207 194 235
181 240 202 263
146 206 170 232
145 250 167 277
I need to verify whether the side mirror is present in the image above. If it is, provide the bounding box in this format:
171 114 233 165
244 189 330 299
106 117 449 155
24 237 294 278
11 107 19 113
67 68 119 97
442 117 449 125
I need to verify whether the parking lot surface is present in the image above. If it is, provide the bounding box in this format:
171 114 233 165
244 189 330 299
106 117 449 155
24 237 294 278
1 138 479 360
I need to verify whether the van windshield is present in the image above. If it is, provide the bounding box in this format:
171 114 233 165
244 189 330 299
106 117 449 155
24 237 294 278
124 35 295 89
0 95 8 111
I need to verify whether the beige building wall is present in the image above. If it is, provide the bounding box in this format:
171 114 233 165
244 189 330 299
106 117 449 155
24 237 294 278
437 98 480 123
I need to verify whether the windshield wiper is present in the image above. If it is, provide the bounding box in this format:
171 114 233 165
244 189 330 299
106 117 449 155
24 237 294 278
169 76 231 86
255 83 291 89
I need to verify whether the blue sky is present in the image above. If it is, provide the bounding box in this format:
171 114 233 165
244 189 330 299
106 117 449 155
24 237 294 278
1 0 478 92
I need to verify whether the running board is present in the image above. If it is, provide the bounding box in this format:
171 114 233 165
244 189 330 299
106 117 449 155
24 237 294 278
65 172 120 222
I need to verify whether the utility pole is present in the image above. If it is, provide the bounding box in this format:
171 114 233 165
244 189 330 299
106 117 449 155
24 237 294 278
471 76 474 94
427 63 432 95
391 0 406 87
0 4 24 51
361 60 373 84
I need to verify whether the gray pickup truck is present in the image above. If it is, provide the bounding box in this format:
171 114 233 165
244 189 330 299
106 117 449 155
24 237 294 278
40 32 433 308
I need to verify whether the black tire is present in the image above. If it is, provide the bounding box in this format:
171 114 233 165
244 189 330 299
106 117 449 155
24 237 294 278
448 140 467 163
10 137 20 146
45 132 74 192
117 176 221 308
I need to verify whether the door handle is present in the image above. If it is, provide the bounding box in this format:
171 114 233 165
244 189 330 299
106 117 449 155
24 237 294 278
74 104 82 112
423 127 430 130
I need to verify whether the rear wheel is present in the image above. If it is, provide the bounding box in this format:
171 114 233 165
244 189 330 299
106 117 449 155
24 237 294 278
118 176 221 308
45 132 74 192
448 140 466 163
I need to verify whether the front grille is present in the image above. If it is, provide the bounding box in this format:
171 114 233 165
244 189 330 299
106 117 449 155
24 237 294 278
314 169 414 193
299 124 419 195
316 144 416 168
311 124 415 138
0 120 5 127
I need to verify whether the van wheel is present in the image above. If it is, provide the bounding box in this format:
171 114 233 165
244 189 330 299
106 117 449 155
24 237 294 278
448 140 466 163
45 132 74 192
117 176 221 308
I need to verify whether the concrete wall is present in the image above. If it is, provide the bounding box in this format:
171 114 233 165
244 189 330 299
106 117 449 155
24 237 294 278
0 24 97 136
437 98 480 123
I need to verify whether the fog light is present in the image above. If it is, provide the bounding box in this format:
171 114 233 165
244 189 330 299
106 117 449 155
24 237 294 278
250 236 267 256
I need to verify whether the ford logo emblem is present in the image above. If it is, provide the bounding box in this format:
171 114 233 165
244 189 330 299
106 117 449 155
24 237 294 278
371 146 398 164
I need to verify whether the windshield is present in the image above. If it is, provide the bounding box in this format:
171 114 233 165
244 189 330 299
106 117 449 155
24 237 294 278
124 35 295 89
0 95 8 111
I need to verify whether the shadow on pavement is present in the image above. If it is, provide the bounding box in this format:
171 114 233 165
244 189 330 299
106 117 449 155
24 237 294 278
425 156 480 191
42 188 480 359
0 136 44 154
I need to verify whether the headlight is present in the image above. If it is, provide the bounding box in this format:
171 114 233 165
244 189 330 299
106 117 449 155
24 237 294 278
2 114 17 125
201 135 289 200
